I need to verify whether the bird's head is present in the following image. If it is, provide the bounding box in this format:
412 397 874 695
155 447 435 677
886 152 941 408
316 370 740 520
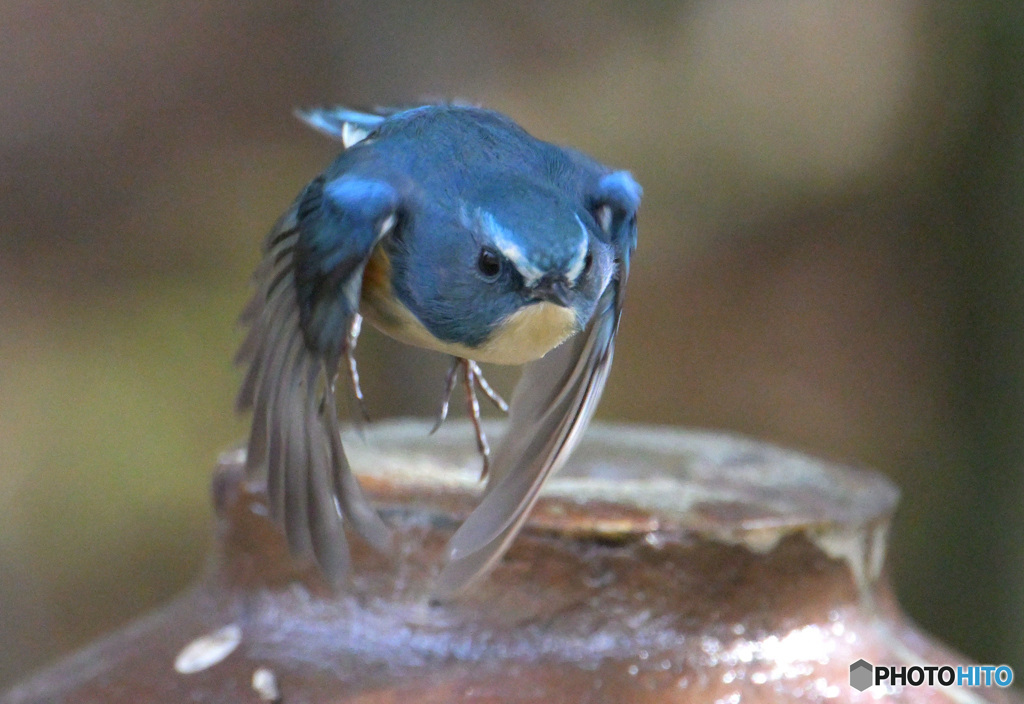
322 106 641 364
382 168 638 364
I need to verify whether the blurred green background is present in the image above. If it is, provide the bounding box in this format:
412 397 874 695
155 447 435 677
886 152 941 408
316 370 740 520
1 0 1022 688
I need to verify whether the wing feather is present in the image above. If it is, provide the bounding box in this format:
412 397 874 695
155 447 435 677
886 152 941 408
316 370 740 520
237 173 399 583
433 171 640 598
433 285 620 598
321 385 394 554
265 325 302 529
279 338 315 558
305 358 351 582
278 351 310 536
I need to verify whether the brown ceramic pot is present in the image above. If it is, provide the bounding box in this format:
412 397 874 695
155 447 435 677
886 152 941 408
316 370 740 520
3 421 1018 703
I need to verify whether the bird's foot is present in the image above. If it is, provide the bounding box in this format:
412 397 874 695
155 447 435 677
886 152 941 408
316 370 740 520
431 357 508 480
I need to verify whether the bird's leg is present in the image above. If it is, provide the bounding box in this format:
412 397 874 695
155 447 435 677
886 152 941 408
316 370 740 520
430 357 508 480
345 314 371 425
430 358 462 434
462 360 491 480
464 360 510 480
430 359 508 432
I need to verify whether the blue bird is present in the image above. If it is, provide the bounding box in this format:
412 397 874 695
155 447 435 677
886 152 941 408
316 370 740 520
236 104 641 597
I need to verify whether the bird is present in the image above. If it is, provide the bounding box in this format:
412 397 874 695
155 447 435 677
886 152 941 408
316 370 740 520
235 103 641 598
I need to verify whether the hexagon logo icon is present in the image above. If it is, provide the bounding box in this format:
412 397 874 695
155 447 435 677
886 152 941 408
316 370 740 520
850 659 873 692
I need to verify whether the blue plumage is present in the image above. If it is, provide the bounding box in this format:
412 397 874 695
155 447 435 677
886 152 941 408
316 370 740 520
237 104 641 596
292 175 398 361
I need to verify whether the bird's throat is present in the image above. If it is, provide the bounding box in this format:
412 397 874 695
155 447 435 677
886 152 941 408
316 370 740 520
360 246 579 366
478 302 578 365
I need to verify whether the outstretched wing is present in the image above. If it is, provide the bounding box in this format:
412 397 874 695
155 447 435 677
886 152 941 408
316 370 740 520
236 172 399 583
434 172 641 598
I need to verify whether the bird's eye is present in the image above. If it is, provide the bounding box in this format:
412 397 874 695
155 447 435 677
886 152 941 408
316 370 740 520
477 247 502 280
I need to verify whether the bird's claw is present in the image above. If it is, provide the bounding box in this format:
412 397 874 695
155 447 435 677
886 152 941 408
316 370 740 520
463 360 491 480
430 358 463 435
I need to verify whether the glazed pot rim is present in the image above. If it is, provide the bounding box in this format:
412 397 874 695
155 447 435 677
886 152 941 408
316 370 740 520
223 419 899 542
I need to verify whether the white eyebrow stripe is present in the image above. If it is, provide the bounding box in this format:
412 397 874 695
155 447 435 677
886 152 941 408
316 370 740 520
564 214 590 283
474 208 545 286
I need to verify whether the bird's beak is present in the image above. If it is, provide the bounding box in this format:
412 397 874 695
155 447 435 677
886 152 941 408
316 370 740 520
532 276 572 308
